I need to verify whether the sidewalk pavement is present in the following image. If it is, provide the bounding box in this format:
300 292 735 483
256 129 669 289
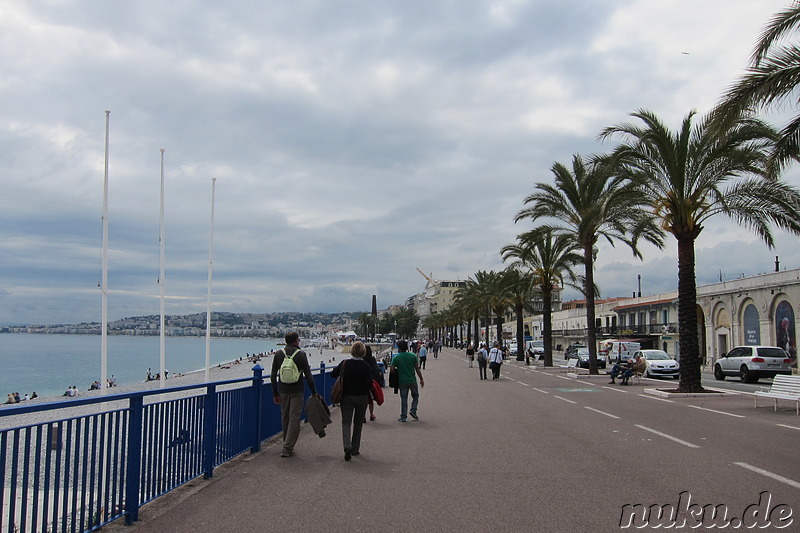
115 349 601 533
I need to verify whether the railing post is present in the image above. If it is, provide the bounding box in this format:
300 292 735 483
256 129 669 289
124 396 144 525
319 362 327 403
251 365 263 453
202 385 217 479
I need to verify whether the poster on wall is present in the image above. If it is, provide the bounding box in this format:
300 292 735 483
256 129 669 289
775 300 797 368
743 304 760 345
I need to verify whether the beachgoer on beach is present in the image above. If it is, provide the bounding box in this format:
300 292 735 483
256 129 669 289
391 339 424 422
271 331 319 458
5 393 17 404
330 341 373 461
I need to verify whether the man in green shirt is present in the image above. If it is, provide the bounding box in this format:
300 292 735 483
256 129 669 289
390 339 425 422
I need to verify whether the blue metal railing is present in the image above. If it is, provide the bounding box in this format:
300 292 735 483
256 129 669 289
1 363 334 532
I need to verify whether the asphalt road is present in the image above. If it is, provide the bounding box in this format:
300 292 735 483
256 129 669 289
118 348 800 532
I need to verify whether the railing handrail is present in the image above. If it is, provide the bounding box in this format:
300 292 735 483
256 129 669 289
0 363 328 420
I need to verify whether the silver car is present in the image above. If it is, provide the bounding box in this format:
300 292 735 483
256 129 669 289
635 350 679 379
714 345 793 383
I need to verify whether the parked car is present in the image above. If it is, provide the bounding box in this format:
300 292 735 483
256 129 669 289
565 343 586 359
635 349 679 379
508 342 518 357
575 348 607 369
714 345 793 383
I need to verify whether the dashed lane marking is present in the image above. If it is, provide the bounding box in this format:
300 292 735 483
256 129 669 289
531 387 549 394
735 462 800 490
584 406 620 419
777 423 800 431
553 395 577 404
516 381 530 387
635 425 700 448
686 404 745 418
601 386 628 393
637 394 674 403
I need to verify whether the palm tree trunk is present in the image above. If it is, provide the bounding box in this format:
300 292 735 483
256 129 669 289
495 310 503 348
584 244 599 375
516 303 525 361
677 235 703 392
543 290 553 367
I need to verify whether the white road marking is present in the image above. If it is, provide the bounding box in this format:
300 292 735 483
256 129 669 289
531 388 549 395
516 381 530 387
601 386 628 393
686 404 745 418
634 425 700 448
735 462 800 490
553 395 577 404
637 394 674 403
777 423 800 431
584 406 620 419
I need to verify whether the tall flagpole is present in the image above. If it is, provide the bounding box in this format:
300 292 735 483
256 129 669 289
101 110 110 395
159 148 166 388
205 178 217 382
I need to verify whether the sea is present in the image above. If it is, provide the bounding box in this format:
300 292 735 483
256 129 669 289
0 334 312 398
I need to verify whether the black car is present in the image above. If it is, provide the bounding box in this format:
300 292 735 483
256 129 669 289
575 348 607 369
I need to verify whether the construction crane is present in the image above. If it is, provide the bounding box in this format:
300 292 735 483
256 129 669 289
416 268 434 284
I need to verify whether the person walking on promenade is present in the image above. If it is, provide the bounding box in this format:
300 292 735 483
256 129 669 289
391 339 424 422
488 342 504 380
466 343 475 368
418 342 428 369
477 343 489 380
271 331 319 458
330 341 373 461
363 345 381 421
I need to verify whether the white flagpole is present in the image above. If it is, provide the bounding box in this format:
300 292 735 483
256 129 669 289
159 148 166 389
205 178 217 382
101 110 110 396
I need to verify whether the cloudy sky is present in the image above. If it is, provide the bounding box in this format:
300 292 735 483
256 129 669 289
2 0 798 325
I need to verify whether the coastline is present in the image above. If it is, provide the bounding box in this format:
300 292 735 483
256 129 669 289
0 346 350 430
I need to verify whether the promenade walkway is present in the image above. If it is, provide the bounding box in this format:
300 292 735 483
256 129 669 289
109 347 800 532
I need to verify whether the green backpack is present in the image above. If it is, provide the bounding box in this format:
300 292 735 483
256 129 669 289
279 349 302 384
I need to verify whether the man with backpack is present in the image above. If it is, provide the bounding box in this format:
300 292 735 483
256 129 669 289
477 343 489 380
271 331 319 458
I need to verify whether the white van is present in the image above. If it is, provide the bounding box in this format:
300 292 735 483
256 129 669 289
600 340 641 363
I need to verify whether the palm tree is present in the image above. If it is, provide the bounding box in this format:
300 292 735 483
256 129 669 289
501 228 583 366
713 2 800 173
453 280 484 349
499 268 538 361
601 109 800 392
515 155 658 374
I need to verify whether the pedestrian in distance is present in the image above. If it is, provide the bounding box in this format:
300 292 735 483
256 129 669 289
390 339 424 422
330 341 373 461
477 343 489 380
270 331 319 458
466 344 475 368
418 342 428 369
488 342 504 380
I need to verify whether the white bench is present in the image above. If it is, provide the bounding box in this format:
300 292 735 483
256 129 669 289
560 358 578 370
754 375 800 415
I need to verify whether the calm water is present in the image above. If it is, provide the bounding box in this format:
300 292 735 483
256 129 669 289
0 334 286 398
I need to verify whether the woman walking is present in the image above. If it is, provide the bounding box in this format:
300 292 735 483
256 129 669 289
363 345 381 421
330 341 373 461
